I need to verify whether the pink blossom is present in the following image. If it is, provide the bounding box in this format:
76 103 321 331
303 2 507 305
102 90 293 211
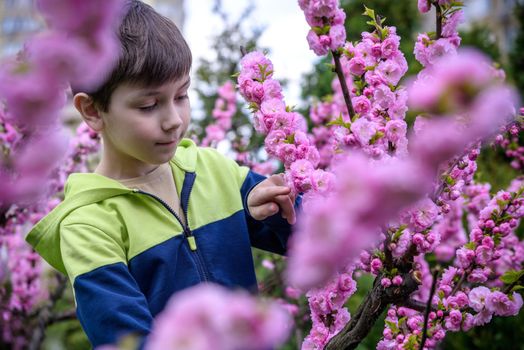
384 120 406 143
376 59 405 86
347 56 366 76
418 0 431 13
372 85 395 110
404 198 439 231
442 10 464 38
350 118 378 145
239 51 274 81
381 36 400 59
486 291 523 317
352 95 372 115
145 284 291 350
468 286 491 312
307 30 329 56
427 38 457 65
456 247 475 269
36 0 124 38
329 24 346 51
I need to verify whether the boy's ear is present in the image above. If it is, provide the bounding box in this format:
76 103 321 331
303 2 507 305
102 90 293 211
73 93 104 132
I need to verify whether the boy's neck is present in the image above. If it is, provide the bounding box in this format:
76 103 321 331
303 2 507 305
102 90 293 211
94 145 164 180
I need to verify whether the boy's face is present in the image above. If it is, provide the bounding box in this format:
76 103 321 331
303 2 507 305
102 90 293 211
99 74 191 177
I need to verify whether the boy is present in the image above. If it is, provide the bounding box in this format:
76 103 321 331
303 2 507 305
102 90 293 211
26 0 298 347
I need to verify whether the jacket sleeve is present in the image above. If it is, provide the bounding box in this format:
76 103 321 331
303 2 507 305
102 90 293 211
60 223 153 348
240 170 302 255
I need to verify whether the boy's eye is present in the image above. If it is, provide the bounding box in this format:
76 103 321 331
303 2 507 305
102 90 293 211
138 103 157 112
176 94 189 101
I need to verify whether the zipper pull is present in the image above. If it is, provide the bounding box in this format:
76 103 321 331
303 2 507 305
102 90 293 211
187 236 197 251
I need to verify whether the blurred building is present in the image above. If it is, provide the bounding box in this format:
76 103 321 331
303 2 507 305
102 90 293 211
0 0 42 57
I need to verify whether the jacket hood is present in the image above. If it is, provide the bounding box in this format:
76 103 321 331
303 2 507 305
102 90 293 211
25 138 198 274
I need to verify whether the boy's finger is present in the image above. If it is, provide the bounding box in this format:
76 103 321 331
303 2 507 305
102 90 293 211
273 194 296 225
268 173 286 186
250 202 279 220
249 186 290 206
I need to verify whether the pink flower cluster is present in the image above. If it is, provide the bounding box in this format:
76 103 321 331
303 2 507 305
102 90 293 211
238 51 332 194
299 0 347 56
0 230 48 349
330 25 409 160
378 178 524 349
35 0 124 90
302 266 357 349
145 283 291 350
286 152 434 290
0 122 101 348
494 113 524 170
409 51 518 168
201 81 237 147
414 3 463 68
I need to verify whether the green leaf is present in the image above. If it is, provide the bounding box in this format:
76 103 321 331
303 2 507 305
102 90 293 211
284 133 295 144
464 241 477 250
381 27 389 40
385 320 399 334
326 115 351 129
312 25 331 36
511 285 524 292
231 72 240 78
444 175 456 186
363 5 375 20
500 269 524 284
324 63 336 71
369 131 385 145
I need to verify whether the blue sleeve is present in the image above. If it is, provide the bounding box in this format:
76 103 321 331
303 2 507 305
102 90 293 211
73 262 153 348
240 170 302 255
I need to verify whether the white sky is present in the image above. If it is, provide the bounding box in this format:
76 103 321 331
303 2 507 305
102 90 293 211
184 0 316 108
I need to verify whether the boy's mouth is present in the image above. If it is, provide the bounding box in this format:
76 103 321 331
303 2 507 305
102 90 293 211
156 140 177 146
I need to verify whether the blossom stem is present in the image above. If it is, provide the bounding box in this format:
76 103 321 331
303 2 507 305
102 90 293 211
332 50 356 118
435 4 443 39
419 268 439 350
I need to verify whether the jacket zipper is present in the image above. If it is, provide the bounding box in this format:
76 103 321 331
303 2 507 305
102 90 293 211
133 186 210 282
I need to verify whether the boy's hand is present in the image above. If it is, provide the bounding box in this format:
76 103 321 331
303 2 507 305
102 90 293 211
247 174 296 225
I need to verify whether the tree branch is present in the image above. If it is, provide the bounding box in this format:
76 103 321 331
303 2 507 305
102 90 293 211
325 272 420 350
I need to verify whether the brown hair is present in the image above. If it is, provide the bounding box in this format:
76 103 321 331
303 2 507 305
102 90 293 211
75 0 192 111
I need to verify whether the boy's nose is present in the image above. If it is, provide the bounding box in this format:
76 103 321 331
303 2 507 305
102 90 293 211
162 106 183 131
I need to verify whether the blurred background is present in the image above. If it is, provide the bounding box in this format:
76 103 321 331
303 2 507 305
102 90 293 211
0 0 523 349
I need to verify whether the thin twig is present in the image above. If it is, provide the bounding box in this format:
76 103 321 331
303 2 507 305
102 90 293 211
332 50 355 118
240 46 247 57
435 3 443 39
419 269 439 350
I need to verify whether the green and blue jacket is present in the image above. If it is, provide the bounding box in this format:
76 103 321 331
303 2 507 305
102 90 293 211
26 139 298 347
